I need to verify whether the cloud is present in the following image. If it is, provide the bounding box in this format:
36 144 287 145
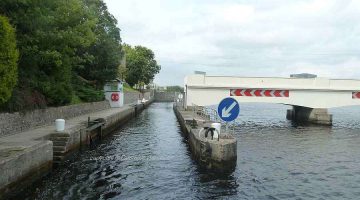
104 0 360 85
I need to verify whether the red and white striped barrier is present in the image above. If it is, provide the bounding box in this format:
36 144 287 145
230 89 289 98
353 92 360 99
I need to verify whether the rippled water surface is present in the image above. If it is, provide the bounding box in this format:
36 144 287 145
21 103 360 199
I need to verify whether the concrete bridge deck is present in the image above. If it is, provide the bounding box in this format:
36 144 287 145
184 74 360 125
185 74 360 108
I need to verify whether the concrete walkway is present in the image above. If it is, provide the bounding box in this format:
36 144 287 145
0 105 132 143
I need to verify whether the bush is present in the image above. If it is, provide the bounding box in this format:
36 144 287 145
0 15 18 105
72 75 104 102
2 87 47 112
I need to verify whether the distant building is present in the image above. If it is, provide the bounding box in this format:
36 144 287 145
290 73 317 78
194 71 206 75
155 86 167 91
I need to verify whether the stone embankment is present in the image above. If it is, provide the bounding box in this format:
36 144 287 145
0 94 153 199
154 91 177 102
0 91 178 199
173 105 237 171
0 92 153 137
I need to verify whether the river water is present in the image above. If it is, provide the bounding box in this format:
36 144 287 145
20 103 360 199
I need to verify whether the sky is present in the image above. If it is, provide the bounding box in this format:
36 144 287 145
104 0 360 86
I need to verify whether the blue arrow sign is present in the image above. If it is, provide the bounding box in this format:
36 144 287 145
218 97 240 122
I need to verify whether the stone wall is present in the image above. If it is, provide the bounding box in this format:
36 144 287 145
154 91 177 102
173 105 237 171
0 99 155 198
124 92 141 104
0 101 111 137
124 91 152 104
0 91 153 137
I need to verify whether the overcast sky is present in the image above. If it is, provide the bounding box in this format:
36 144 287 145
104 0 360 86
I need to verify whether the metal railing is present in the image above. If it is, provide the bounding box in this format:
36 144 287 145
173 92 185 109
173 95 237 136
191 104 237 136
191 104 221 122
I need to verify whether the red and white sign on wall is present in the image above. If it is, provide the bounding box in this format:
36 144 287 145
230 89 289 98
353 92 360 99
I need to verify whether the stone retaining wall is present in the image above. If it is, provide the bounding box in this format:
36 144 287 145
0 91 153 137
0 101 111 138
0 99 154 199
154 91 177 102
124 91 152 104
173 105 237 171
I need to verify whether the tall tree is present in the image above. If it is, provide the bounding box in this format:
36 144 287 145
0 0 97 107
0 15 18 105
0 0 126 111
77 0 123 87
124 44 161 87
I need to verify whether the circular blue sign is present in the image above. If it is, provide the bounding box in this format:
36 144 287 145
217 97 240 122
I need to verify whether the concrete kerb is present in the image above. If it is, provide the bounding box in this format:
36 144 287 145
0 140 53 199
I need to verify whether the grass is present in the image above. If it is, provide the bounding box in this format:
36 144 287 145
70 94 83 105
123 83 138 92
70 83 138 105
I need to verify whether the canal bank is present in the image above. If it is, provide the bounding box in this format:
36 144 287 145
0 99 153 199
173 105 237 171
8 103 360 199
16 103 204 199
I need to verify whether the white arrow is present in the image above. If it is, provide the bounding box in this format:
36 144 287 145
280 90 285 97
250 89 256 96
240 89 246 96
270 90 276 97
261 90 266 97
222 102 237 118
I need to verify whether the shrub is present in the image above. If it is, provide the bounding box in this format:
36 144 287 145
72 75 104 102
0 15 18 105
3 87 47 112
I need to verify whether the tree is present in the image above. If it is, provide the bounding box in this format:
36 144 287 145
165 86 184 92
0 0 97 107
0 0 125 110
76 0 123 87
118 54 127 81
124 44 161 87
0 15 18 105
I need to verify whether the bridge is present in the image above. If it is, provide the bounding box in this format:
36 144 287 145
184 74 360 125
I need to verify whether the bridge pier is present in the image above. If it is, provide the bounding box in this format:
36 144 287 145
286 106 332 125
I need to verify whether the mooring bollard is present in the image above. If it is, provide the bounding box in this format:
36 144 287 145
198 126 209 138
55 119 65 131
198 125 220 141
211 123 221 140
